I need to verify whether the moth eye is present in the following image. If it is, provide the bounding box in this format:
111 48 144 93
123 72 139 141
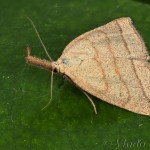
62 58 69 65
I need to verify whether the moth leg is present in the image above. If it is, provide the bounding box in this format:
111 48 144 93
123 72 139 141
63 75 97 114
82 91 97 114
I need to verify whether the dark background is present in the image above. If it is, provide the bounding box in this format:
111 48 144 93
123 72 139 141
0 0 150 149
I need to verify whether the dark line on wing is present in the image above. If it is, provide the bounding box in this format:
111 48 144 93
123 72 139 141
93 58 109 92
86 37 109 92
116 20 150 102
99 28 131 103
127 18 147 56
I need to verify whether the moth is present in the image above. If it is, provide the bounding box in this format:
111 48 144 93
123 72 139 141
26 17 150 116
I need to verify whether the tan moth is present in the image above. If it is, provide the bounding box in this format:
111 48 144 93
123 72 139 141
26 17 150 116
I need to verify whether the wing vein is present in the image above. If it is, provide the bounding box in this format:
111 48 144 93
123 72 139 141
116 20 150 101
99 29 131 104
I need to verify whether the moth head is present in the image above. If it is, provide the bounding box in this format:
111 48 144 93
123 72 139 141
61 57 83 68
51 61 60 73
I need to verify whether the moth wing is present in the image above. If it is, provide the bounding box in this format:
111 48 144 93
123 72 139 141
58 17 150 115
61 17 149 61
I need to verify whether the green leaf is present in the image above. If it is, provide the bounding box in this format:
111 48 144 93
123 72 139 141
0 0 150 149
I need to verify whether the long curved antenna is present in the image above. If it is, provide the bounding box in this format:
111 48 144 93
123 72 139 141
41 69 54 111
26 16 53 62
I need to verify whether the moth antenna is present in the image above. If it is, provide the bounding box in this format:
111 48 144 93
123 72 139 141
41 69 54 111
82 91 97 114
26 16 53 62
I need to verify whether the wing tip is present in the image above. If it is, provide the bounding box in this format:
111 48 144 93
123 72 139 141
115 17 132 23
